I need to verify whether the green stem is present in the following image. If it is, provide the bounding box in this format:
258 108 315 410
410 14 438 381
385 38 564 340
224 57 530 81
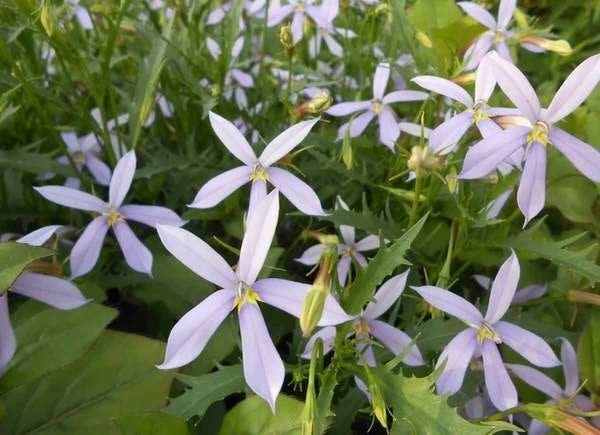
285 54 294 105
436 221 456 288
408 173 423 227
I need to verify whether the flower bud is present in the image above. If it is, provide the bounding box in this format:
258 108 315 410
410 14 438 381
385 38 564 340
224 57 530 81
523 403 599 434
40 0 56 37
294 91 332 119
451 72 476 86
363 365 388 429
568 290 600 307
415 31 432 48
300 251 335 337
279 23 295 58
407 145 442 178
520 35 573 56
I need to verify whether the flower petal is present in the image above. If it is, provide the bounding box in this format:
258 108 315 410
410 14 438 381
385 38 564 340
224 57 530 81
268 167 325 216
378 107 400 149
506 363 562 399
11 272 89 309
119 204 185 228
239 302 285 411
517 141 547 226
457 2 497 29
267 4 295 26
248 179 267 217
481 340 518 411
475 52 496 102
494 321 560 367
497 0 516 29
464 34 494 71
157 289 235 369
113 222 153 275
238 190 279 284
355 235 380 252
337 255 351 287
411 75 473 107
411 286 483 327
260 118 319 167
549 127 600 183
70 216 109 278
339 225 355 246
560 338 579 396
512 284 547 304
34 186 107 213
188 166 251 209
0 295 16 373
326 101 370 117
373 63 391 100
301 326 336 358
435 328 478 395
85 154 112 186
157 224 236 289
16 225 62 246
429 111 473 155
382 90 428 105
364 271 409 320
209 112 257 166
296 244 325 266
484 250 520 323
348 111 376 137
369 319 424 366
109 150 136 208
545 53 600 124
291 11 304 43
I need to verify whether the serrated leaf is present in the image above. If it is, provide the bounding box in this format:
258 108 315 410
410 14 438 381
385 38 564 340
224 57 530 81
165 365 245 420
343 214 428 314
0 242 53 293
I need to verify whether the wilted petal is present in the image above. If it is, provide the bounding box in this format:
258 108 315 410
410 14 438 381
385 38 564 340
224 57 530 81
301 326 336 358
545 53 600 124
296 244 325 266
560 338 579 396
327 101 370 117
120 204 185 228
411 76 473 107
429 111 473 155
411 286 483 327
382 90 428 105
34 186 107 213
268 167 325 216
85 154 112 186
363 271 409 320
0 295 15 373
512 284 546 304
188 166 251 208
209 112 257 166
16 225 62 246
70 216 109 278
481 340 518 411
494 321 560 367
457 2 497 29
484 250 520 323
157 225 236 289
517 142 547 226
113 222 153 275
109 150 136 208
373 63 391 100
260 118 319 167
337 255 351 287
506 363 562 399
238 190 279 285
369 319 424 366
254 278 352 325
435 328 478 394
158 289 235 369
239 302 285 411
549 127 600 183
11 272 89 309
378 107 400 149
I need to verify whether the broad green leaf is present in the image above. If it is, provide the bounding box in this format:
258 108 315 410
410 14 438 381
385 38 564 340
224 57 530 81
110 412 190 434
343 214 428 314
0 150 77 177
0 330 174 434
165 365 245 420
0 301 117 391
0 242 53 294
218 395 304 435
578 313 600 396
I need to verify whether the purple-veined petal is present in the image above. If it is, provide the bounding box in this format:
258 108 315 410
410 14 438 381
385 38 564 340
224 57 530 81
484 250 520 323
494 321 560 367
268 167 325 216
188 166 251 208
369 319 424 366
249 179 267 217
34 186 107 213
339 225 355 246
238 190 279 285
512 284 547 304
481 340 518 411
326 101 370 116
475 52 496 102
0 295 15 373
157 289 235 369
109 150 136 208
260 118 319 167
113 222 152 275
378 107 400 149
337 255 351 287
373 63 391 100
517 142 547 226
560 338 579 396
549 127 600 183
119 204 185 228
435 328 478 394
239 302 284 411
489 52 541 122
545 53 600 124
254 278 353 326
267 4 295 26
296 244 325 266
506 363 562 399
457 2 497 29
70 216 109 278
11 272 89 309
429 111 473 155
157 225 236 288
85 154 112 186
16 225 62 246
464 34 494 71
411 76 473 107
497 0 516 29
301 326 336 358
209 112 257 166
411 286 483 327
363 271 409 320
459 126 529 179
382 90 428 105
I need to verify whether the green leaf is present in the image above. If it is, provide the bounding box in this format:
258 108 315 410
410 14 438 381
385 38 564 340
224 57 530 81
110 412 190 435
0 149 77 177
343 214 428 314
218 395 304 435
0 330 174 434
320 203 403 240
0 301 117 391
165 365 245 420
578 313 600 396
0 242 53 293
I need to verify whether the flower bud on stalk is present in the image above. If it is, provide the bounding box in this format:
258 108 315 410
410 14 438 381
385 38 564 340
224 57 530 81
294 91 332 120
522 403 599 434
568 290 600 307
451 72 476 87
519 35 573 56
280 23 295 58
407 145 443 178
362 364 388 430
40 0 57 37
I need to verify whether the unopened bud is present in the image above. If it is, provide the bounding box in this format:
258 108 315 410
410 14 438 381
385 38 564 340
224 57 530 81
407 145 442 178
520 35 572 56
300 253 335 336
279 23 295 58
514 8 529 30
523 403 599 434
372 3 390 16
415 31 432 48
363 365 388 429
40 0 56 37
452 72 476 86
294 91 332 119
568 290 600 307
446 166 458 194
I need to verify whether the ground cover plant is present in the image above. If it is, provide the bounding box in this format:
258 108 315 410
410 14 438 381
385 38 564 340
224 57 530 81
0 0 600 433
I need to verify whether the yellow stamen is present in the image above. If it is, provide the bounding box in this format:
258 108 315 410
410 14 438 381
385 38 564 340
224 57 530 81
72 151 86 164
353 319 371 335
104 208 124 227
370 100 383 114
476 322 502 344
527 121 549 146
494 31 505 44
233 282 262 311
472 101 489 123
250 164 270 182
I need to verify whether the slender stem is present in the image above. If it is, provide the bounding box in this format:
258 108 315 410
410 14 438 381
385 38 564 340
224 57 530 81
285 54 294 105
436 221 456 288
408 173 423 227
